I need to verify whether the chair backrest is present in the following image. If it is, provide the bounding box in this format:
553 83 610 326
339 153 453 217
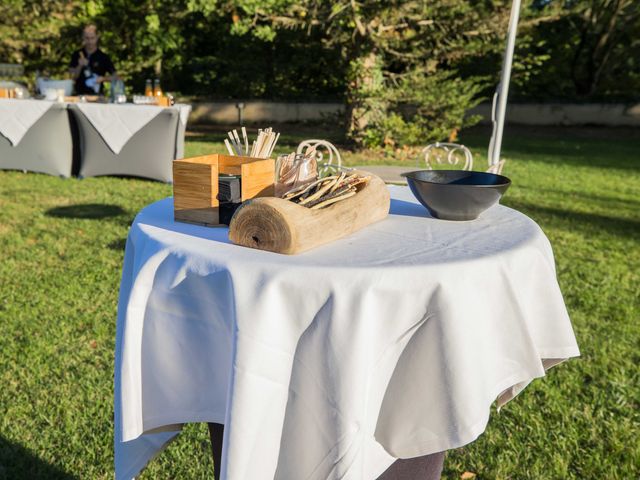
421 142 506 175
296 139 342 175
422 142 473 171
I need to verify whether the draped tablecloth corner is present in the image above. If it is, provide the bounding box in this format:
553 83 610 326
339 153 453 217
0 98 55 146
75 103 165 154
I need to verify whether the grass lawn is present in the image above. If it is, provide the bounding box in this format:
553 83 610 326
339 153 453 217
0 125 638 479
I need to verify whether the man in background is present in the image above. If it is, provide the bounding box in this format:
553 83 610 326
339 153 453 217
69 24 116 95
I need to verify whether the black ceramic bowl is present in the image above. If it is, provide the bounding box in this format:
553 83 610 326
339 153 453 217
401 170 511 221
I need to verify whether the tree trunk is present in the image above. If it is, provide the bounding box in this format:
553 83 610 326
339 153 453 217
154 57 162 77
345 50 383 146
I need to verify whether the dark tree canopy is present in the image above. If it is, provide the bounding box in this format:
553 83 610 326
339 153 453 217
1 0 638 145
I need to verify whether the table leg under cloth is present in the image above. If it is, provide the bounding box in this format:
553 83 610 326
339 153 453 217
207 423 445 480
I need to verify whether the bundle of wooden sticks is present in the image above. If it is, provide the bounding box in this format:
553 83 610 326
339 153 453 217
224 127 280 158
282 171 371 210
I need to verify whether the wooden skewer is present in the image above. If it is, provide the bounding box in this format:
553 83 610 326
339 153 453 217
256 132 264 157
224 126 280 158
263 133 274 157
233 130 242 155
236 131 244 152
262 133 274 158
242 127 249 156
252 134 260 157
224 138 235 156
255 132 267 158
227 131 242 155
267 132 280 157
227 131 236 148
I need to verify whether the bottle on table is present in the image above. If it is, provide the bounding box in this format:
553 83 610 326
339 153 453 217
153 78 163 97
145 79 153 97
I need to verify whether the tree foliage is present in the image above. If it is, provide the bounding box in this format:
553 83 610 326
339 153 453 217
0 0 638 146
510 0 640 99
228 0 514 145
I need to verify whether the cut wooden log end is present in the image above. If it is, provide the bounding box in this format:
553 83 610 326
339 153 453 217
228 200 296 253
229 171 390 254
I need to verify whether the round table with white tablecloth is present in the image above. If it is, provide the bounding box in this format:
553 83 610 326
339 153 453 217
114 185 579 480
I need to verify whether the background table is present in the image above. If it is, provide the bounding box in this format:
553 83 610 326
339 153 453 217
0 102 74 177
115 186 579 480
0 100 190 181
69 103 189 182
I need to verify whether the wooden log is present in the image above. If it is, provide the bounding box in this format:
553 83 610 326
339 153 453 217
228 171 389 254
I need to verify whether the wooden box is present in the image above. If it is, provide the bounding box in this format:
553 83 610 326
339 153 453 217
173 154 275 226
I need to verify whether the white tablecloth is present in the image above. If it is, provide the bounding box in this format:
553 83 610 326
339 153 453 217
115 186 579 480
175 103 191 128
76 103 165 154
0 98 54 145
75 102 191 155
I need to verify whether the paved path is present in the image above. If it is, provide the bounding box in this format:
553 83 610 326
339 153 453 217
353 165 417 184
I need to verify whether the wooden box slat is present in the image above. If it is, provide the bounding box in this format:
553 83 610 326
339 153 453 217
240 161 275 200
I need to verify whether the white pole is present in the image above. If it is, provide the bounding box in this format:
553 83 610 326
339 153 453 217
488 0 522 166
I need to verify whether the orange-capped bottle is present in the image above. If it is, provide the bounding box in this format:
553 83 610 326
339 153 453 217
153 78 163 97
145 79 153 96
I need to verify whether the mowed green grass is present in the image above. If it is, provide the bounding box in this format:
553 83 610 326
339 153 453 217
0 126 638 479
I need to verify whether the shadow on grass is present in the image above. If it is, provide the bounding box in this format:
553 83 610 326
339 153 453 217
45 204 126 220
0 435 77 479
503 199 640 240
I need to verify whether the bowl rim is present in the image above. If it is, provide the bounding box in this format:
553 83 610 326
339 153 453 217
401 169 511 187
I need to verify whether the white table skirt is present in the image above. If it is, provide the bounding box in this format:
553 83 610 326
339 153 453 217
74 102 190 155
69 103 190 182
0 100 190 180
0 98 54 146
114 185 579 480
0 101 73 177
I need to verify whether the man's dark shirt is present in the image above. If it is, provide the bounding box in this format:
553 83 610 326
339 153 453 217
69 47 115 95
